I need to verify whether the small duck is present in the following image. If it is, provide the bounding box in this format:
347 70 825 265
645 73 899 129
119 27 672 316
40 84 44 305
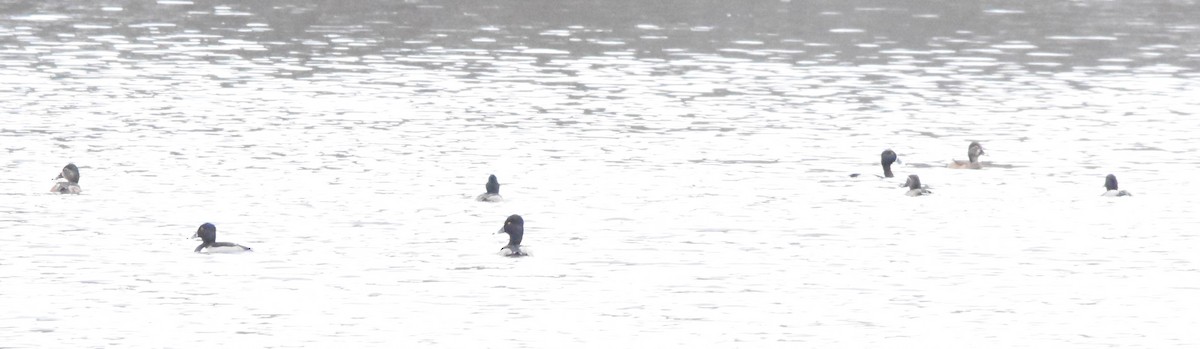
1102 174 1132 197
849 149 899 178
496 214 527 257
191 223 252 253
902 175 932 196
947 142 985 169
50 163 82 194
475 175 503 202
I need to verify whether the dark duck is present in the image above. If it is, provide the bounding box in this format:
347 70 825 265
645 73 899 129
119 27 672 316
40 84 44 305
496 214 527 257
476 175 503 202
192 223 252 253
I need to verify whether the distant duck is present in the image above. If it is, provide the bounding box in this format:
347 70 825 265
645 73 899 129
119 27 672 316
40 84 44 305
902 175 932 196
476 175 503 202
191 223 252 253
50 163 82 194
947 142 985 169
496 214 527 257
1102 174 1132 197
850 149 900 178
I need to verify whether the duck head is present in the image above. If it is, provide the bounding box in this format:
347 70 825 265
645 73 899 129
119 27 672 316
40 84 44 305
56 163 80 184
192 223 217 244
881 149 899 178
967 142 985 163
497 214 524 248
1104 174 1119 191
902 175 923 190
486 175 500 195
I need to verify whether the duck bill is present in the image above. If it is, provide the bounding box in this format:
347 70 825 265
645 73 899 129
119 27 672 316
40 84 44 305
495 228 504 235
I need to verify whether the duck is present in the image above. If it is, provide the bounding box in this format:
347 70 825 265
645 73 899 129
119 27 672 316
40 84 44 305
902 175 932 196
191 223 252 253
880 149 899 178
496 214 527 257
849 149 900 178
947 142 985 169
50 163 82 194
1102 174 1132 197
475 175 503 202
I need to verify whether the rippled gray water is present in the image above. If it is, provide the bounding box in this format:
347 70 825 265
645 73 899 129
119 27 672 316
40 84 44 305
2 0 1199 347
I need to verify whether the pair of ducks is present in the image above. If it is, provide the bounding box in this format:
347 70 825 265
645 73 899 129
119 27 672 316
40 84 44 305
876 149 932 196
877 141 985 175
45 164 255 254
879 142 1133 197
472 174 527 256
49 165 509 201
189 215 529 256
190 174 528 256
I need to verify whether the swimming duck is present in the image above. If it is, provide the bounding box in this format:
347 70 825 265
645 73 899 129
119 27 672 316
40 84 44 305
880 149 899 178
1102 174 1132 197
50 163 82 194
902 175 932 196
850 149 900 178
476 175 502 202
192 223 252 253
947 142 985 169
496 214 526 257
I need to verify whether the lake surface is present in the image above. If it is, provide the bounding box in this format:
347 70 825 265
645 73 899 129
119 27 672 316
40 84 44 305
2 0 1199 347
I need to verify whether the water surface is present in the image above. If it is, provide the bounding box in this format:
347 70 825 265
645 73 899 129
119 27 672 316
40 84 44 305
2 0 1199 347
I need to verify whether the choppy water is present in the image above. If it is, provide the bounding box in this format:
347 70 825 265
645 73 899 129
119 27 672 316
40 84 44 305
2 0 1199 347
